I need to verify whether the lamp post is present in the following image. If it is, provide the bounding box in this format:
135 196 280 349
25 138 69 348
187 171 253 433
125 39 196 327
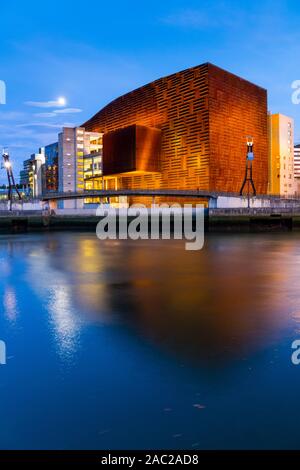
239 136 256 209
2 149 22 211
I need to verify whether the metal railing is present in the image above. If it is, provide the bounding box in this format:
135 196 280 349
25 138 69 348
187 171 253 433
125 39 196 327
42 188 300 202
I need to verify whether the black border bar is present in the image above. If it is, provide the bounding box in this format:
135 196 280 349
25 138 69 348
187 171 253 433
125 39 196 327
0 450 299 465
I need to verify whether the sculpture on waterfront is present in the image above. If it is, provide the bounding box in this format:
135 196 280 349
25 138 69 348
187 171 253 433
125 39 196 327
1 149 22 211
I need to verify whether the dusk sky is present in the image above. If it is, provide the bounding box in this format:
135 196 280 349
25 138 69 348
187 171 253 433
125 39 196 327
0 0 300 182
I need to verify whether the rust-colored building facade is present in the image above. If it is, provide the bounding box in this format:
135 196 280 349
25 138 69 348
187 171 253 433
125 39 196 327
103 124 161 176
84 63 268 197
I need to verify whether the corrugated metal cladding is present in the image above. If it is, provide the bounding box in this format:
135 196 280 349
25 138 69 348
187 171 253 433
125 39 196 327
84 62 268 195
103 124 161 175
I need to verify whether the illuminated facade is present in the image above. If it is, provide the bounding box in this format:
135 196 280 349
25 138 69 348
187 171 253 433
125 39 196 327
83 133 103 190
44 142 59 192
20 148 45 197
58 127 102 207
31 148 45 198
19 158 32 188
294 144 300 178
294 144 300 194
84 62 268 202
58 127 102 192
268 114 296 196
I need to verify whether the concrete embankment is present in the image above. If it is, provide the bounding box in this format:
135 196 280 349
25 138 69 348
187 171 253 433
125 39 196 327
208 208 300 232
1 209 300 233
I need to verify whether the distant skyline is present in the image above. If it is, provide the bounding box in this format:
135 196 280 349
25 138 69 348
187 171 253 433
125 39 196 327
0 0 300 182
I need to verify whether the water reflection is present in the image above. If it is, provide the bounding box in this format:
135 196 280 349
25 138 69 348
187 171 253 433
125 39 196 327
24 244 82 359
3 286 18 323
2 232 300 449
102 236 297 363
14 232 300 365
47 285 79 358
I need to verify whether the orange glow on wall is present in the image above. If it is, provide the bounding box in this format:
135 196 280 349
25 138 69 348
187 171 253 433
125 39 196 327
84 63 268 195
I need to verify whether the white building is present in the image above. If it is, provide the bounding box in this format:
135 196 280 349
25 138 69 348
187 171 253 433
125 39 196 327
294 144 300 194
268 114 296 196
58 127 102 208
31 148 45 198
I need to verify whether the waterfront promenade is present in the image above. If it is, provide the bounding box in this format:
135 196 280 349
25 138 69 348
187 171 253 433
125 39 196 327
0 208 299 232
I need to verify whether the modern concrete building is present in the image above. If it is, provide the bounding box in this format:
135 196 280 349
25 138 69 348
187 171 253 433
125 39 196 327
83 62 269 205
294 144 300 194
19 158 32 188
31 148 45 198
20 148 45 197
58 127 102 207
294 144 300 177
268 114 296 196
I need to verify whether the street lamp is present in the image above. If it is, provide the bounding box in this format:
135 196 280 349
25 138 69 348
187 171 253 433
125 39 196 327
2 149 22 210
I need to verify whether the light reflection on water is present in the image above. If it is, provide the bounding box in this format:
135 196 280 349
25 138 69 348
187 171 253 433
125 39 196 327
3 286 18 323
0 232 300 449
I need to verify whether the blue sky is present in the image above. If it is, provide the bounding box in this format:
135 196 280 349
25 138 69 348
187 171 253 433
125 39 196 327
0 0 300 182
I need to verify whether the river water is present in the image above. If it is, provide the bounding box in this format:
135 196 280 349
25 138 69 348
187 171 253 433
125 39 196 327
0 231 300 449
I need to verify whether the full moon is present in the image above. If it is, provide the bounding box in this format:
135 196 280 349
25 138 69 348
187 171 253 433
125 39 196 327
57 96 66 106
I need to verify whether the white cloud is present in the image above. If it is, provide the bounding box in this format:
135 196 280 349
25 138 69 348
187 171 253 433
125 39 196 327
34 112 57 118
34 108 82 118
53 108 82 114
160 5 254 30
24 98 66 108
16 122 75 129
0 111 26 120
161 9 213 28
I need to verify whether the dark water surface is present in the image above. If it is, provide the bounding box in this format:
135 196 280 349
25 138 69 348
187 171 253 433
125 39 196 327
0 232 300 449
